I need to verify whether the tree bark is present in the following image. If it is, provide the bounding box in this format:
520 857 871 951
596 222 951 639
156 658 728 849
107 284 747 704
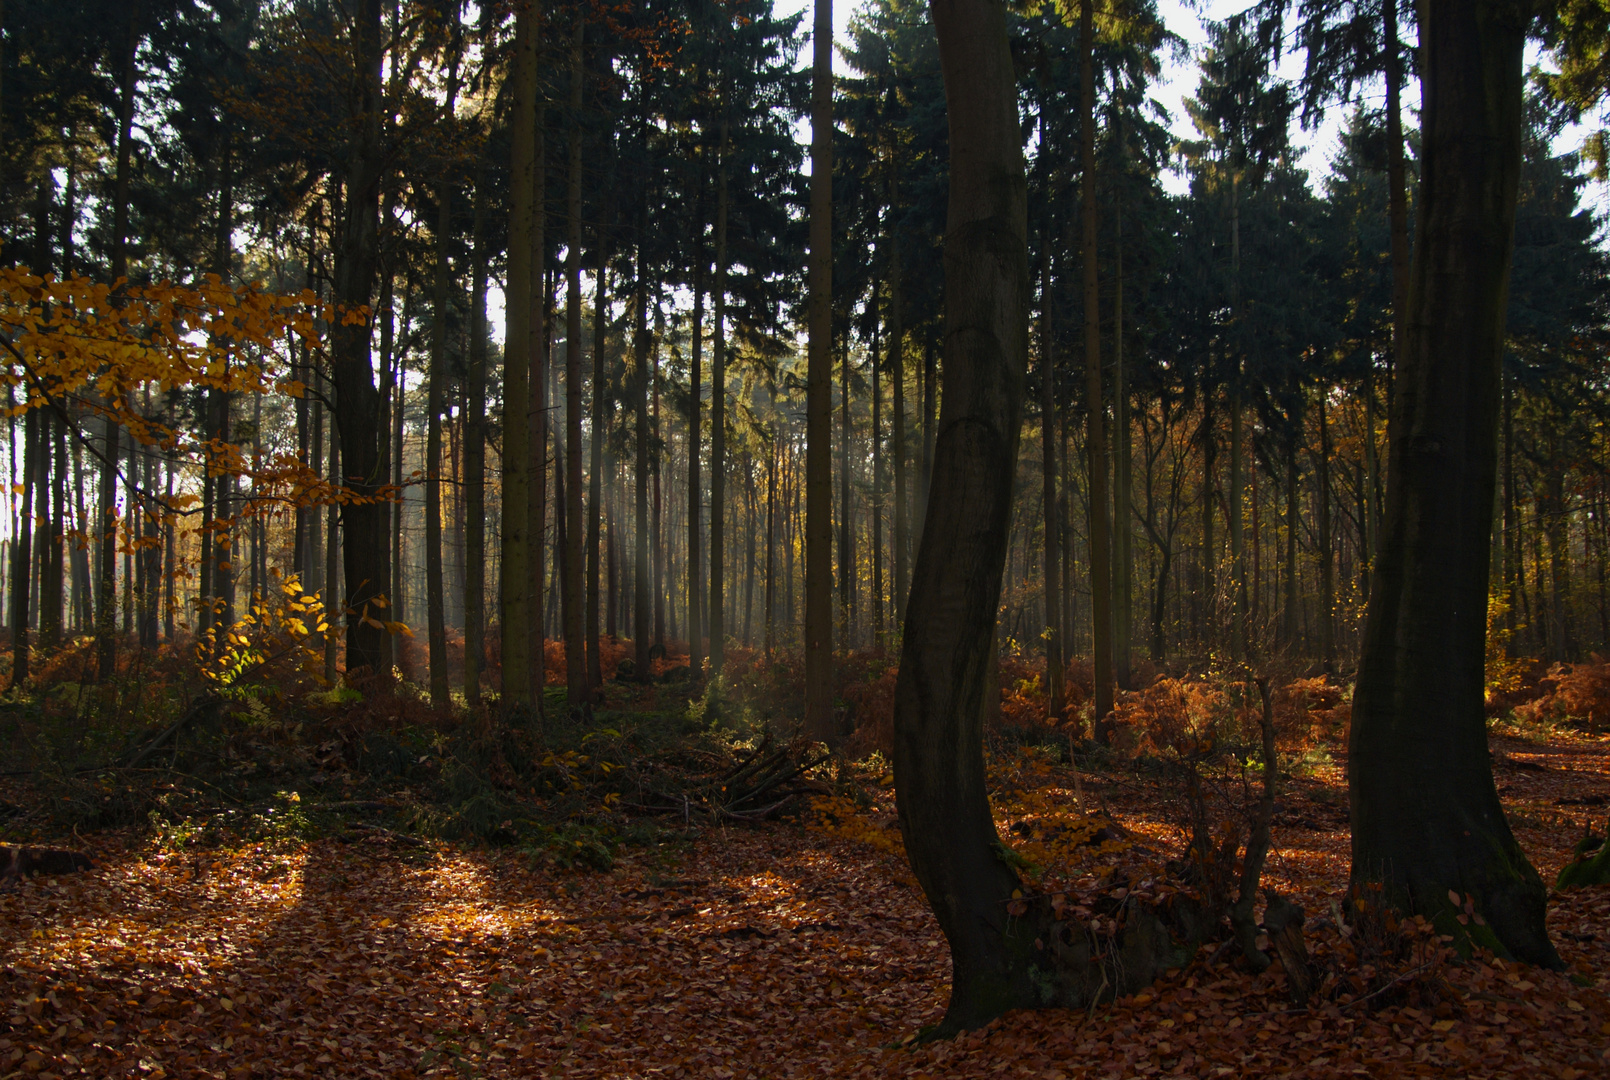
686 254 704 676
1349 0 1558 969
1081 0 1113 727
1114 201 1133 687
633 237 652 680
425 52 460 707
465 171 488 707
1317 396 1334 672
804 0 834 739
501 0 539 709
330 0 393 681
709 121 731 676
9 410 35 686
1039 223 1064 717
564 15 588 703
893 0 1032 1033
588 224 611 691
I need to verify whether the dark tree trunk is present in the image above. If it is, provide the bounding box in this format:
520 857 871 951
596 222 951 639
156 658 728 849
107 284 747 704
1317 397 1334 672
804 0 834 738
501 0 540 709
425 58 459 707
633 241 652 680
1349 0 1559 969
564 15 587 703
1080 0 1113 726
685 257 703 677
330 0 392 681
465 173 488 707
893 0 1032 1032
10 410 35 686
1039 221 1064 717
709 123 730 676
588 227 611 692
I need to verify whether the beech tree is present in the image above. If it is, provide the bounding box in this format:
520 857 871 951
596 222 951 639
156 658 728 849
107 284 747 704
1349 0 1559 966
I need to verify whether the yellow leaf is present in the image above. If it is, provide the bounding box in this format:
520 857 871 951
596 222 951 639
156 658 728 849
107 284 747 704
1432 1020 1455 1032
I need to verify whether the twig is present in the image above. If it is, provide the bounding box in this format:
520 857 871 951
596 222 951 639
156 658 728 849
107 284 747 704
1341 962 1435 1012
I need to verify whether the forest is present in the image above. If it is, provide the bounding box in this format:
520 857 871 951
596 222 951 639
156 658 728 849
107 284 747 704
1 0 1609 1075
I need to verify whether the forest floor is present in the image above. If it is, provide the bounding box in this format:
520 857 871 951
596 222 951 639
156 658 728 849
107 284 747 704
3 667 1610 1078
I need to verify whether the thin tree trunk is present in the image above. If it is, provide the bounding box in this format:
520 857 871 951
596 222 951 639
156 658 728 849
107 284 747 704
500 0 540 710
1114 202 1133 688
709 122 731 676
1318 396 1334 672
465 170 489 706
871 279 884 647
424 53 460 707
839 332 854 644
1384 0 1410 371
686 254 703 677
1081 0 1113 728
890 179 908 621
564 15 588 702
653 299 666 652
804 2 834 739
1040 222 1064 717
10 410 35 685
633 234 652 679
589 228 611 690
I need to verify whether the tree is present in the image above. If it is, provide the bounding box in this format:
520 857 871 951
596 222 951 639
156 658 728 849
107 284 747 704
1349 0 1559 968
803 0 834 741
892 0 1031 1033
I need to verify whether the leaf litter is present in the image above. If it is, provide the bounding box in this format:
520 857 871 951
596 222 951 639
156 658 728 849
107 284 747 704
3 724 1609 1078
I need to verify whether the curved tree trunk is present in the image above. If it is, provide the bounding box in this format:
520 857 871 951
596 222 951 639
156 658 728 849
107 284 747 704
893 0 1032 1033
1349 0 1559 969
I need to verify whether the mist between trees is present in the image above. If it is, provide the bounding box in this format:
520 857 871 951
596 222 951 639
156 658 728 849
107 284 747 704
0 0 1603 702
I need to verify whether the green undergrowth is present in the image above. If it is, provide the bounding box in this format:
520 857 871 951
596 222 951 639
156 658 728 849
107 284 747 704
0 660 787 875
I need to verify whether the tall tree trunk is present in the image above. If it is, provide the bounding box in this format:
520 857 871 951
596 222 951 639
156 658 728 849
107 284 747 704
685 255 703 677
1283 431 1300 646
871 281 884 646
1349 0 1557 968
330 0 393 680
9 410 35 685
1229 179 1246 663
839 332 854 643
1113 203 1133 688
501 0 540 709
766 384 777 657
98 5 139 681
653 299 666 652
465 171 488 707
804 1 834 739
564 15 588 702
893 0 1031 1031
1317 397 1334 672
633 237 652 680
425 53 460 707
709 123 731 676
1080 0 1113 727
1384 0 1411 371
890 198 908 622
40 412 62 651
1039 227 1064 717
589 232 611 690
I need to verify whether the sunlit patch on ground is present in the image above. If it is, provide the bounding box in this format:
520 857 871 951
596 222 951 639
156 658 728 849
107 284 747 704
3 732 1609 1078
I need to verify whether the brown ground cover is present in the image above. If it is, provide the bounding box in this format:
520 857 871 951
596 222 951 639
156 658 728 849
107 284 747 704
3 686 1609 1079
